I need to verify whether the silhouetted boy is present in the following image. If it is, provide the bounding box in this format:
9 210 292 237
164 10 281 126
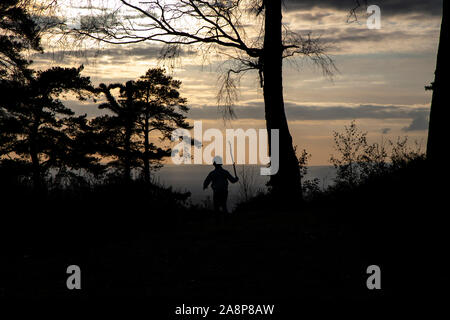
203 156 238 213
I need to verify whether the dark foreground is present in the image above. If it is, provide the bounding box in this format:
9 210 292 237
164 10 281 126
0 161 448 311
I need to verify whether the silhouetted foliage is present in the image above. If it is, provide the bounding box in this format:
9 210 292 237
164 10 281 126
297 148 321 200
390 136 426 170
330 120 369 187
329 121 425 190
91 68 190 182
236 164 258 203
0 0 42 79
136 68 191 183
0 65 100 190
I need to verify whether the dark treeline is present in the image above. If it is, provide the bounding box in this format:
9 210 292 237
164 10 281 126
0 65 191 191
1 1 192 193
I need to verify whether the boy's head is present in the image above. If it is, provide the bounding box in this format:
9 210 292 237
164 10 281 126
213 155 223 168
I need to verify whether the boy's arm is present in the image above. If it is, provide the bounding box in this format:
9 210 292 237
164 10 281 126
203 173 212 189
227 170 239 183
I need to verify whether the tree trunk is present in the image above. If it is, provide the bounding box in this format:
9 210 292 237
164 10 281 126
427 0 449 165
29 125 41 191
262 0 302 201
143 115 150 184
124 123 132 181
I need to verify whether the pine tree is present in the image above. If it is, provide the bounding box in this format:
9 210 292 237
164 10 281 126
0 66 99 190
0 0 42 80
136 68 190 184
92 70 190 183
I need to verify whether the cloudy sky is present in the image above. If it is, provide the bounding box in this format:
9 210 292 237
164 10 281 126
33 0 442 165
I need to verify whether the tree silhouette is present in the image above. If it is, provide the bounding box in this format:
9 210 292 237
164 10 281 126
136 68 190 184
92 69 190 182
67 0 335 201
347 0 444 165
0 66 98 190
0 0 42 79
329 121 369 187
92 81 142 182
426 0 449 165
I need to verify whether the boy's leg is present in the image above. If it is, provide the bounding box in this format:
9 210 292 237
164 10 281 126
222 190 229 214
213 191 220 212
213 191 224 225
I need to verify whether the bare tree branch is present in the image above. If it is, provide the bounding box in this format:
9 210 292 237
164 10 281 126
57 0 335 118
